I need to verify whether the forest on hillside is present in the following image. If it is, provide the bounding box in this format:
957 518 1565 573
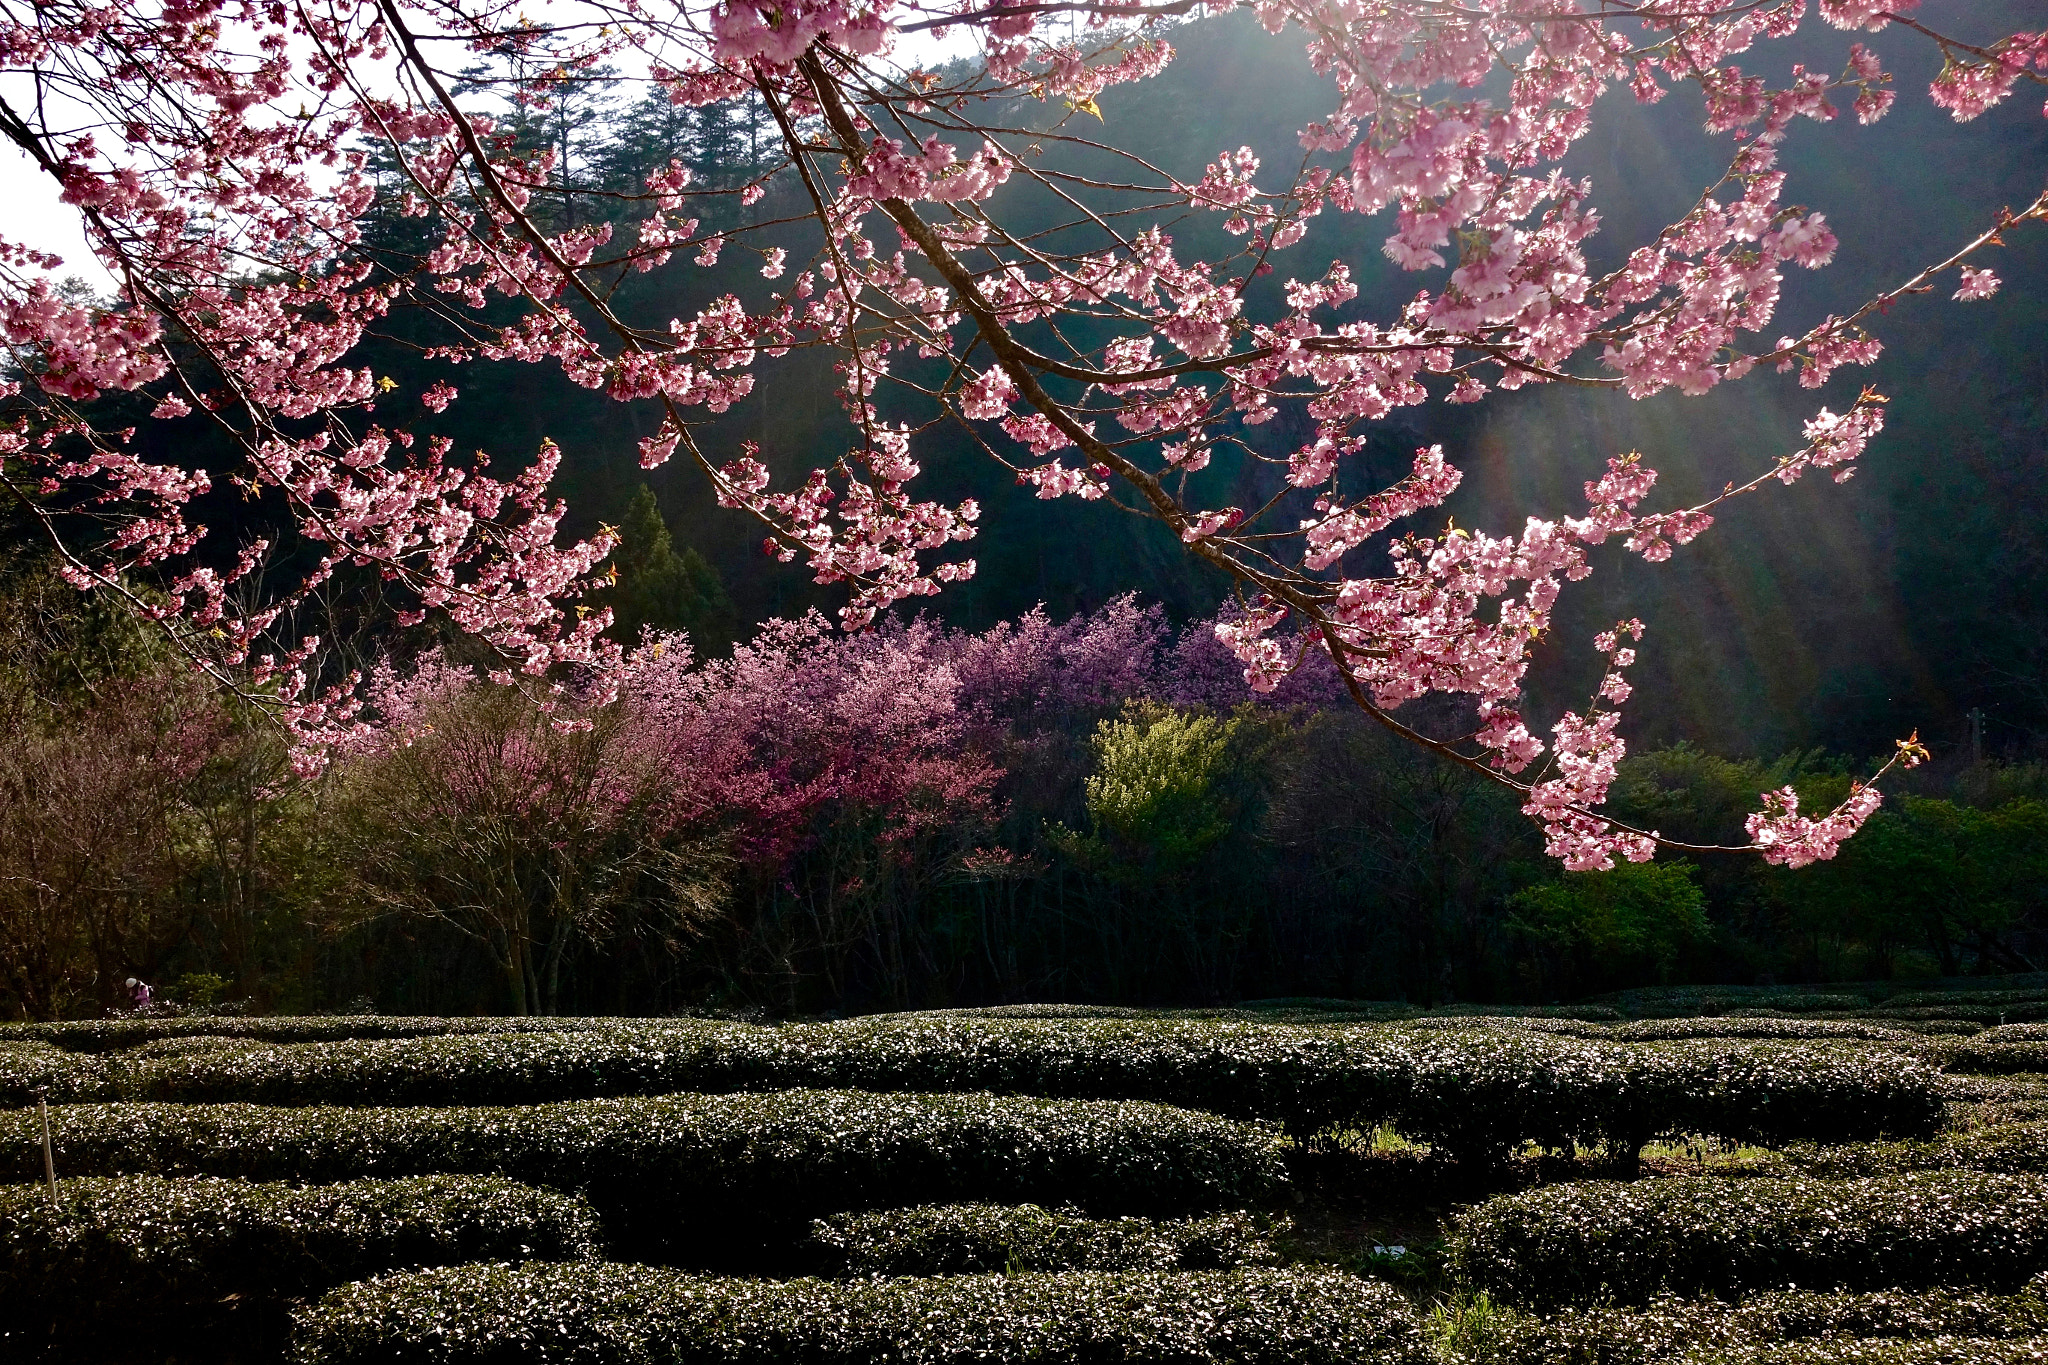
3 2 2046 1018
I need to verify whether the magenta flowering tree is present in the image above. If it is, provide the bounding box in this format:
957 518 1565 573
1 0 2041 866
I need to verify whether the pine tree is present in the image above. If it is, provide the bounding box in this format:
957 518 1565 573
605 485 737 650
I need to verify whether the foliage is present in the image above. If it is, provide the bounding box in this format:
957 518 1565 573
0 1090 1286 1262
1781 797 2048 977
1071 707 1247 872
1509 863 1713 995
1452 1171 2048 1308
326 672 728 1015
0 1175 598 1330
6 0 2038 877
802 1204 1280 1276
0 1018 1946 1162
601 485 737 649
290 1264 1432 1365
1468 1289 2048 1365
1607 1018 1913 1043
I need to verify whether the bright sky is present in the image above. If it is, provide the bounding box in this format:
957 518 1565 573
0 5 978 299
0 115 110 291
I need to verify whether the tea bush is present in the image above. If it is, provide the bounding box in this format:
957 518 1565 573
290 1263 1432 1365
802 1204 1280 1275
1453 1171 2048 1307
0 1175 597 1326
0 1015 632 1052
0 1090 1284 1262
0 1018 1947 1161
1477 1289 2048 1365
1609 1018 1914 1043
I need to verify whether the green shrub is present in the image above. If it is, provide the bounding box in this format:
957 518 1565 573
1975 1025 2048 1045
1860 1004 2048 1025
0 1090 1283 1263
1785 1120 2048 1180
1479 1290 2048 1365
1611 1018 1913 1043
1942 1040 2048 1074
1408 1017 1616 1039
0 1019 1945 1163
290 1263 1431 1365
0 1015 640 1053
0 1175 597 1331
1750 993 1878 1014
1452 1170 2048 1307
1686 1342 2048 1363
1508 862 1712 992
803 1204 1281 1276
1882 990 2048 1011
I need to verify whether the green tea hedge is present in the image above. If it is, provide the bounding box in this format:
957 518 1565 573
1610 1018 1913 1043
0 1015 640 1053
290 1263 1430 1365
1481 1290 2048 1365
1452 1170 2048 1306
0 1090 1283 1262
0 1175 598 1326
1686 1342 2048 1363
802 1204 1280 1276
0 1018 1948 1161
1785 1120 2048 1180
1978 1025 2048 1045
1934 1039 2048 1074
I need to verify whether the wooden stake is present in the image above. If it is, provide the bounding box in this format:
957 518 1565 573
38 1093 56 1204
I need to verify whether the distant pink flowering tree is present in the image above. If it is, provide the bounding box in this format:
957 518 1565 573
2 0 2037 863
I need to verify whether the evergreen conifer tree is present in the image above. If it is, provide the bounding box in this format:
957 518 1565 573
605 485 737 651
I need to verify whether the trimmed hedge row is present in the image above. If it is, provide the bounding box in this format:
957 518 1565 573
1782 1120 2048 1180
1858 1004 2048 1025
1480 1290 2048 1365
1932 1038 2048 1074
1979 1025 2048 1045
0 1015 645 1053
0 1175 598 1326
0 1090 1283 1263
0 1018 1950 1160
1407 1017 1615 1038
1609 1018 1914 1043
1451 1170 2048 1307
290 1263 1431 1365
802 1204 1280 1276
1684 1342 2048 1363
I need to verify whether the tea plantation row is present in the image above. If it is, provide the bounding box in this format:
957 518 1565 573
7 1009 2048 1364
0 1017 1949 1162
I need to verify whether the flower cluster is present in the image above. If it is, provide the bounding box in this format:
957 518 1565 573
1 0 2035 859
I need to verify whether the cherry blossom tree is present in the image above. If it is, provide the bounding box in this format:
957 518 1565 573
2 0 2042 866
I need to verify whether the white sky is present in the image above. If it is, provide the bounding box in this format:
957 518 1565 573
0 126 110 291
0 8 978 299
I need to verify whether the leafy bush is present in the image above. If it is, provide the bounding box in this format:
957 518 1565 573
1975 1025 2048 1045
0 1018 1949 1162
1685 1342 2048 1363
1878 988 2048 1011
0 1015 635 1053
1940 1040 2048 1074
1479 1290 2048 1365
1860 1004 2048 1025
0 1175 597 1332
803 1204 1281 1276
0 1090 1284 1263
1783 1120 2048 1181
1452 1170 2048 1307
291 1263 1431 1365
1508 862 1712 996
1408 1017 1616 1039
1610 1018 1913 1043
